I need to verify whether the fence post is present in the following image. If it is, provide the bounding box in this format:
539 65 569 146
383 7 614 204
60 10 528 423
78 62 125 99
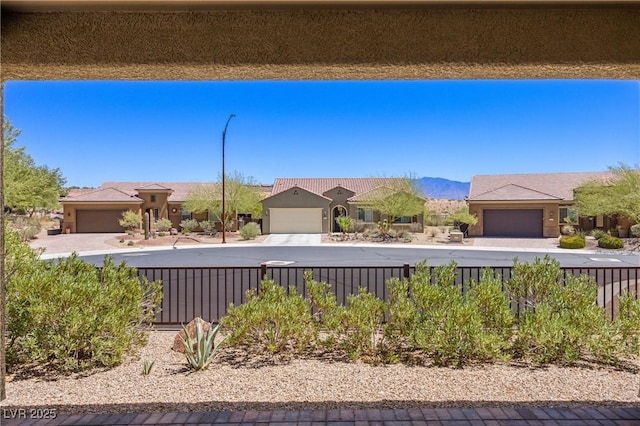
260 262 267 280
403 263 410 279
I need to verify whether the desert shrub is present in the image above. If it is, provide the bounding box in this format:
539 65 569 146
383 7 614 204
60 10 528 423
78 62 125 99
198 220 216 235
154 218 172 232
7 216 42 241
239 222 261 240
512 274 616 365
119 210 141 233
220 279 315 355
590 229 607 240
505 256 562 312
630 224 640 238
598 235 624 249
327 289 386 359
409 222 423 233
559 235 586 249
5 229 162 372
561 224 576 236
384 262 509 367
179 218 199 234
426 227 440 238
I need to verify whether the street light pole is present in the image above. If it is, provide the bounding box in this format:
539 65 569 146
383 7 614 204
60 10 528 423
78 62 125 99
221 114 235 244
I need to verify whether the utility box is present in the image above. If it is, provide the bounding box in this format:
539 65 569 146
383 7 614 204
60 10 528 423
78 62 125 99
449 231 464 242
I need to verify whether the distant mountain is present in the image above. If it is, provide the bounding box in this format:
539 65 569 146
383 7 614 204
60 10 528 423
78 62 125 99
415 177 470 200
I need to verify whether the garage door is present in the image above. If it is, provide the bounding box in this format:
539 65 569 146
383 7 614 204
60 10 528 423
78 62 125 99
76 210 127 233
483 209 543 238
269 208 322 233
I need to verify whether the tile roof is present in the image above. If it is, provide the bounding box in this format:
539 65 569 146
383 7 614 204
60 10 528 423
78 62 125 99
468 172 615 202
269 178 409 199
61 187 143 203
96 182 273 202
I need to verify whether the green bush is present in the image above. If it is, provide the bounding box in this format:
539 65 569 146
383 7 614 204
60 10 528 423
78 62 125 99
5 229 162 372
155 218 173 232
239 222 261 240
220 278 315 355
119 210 141 233
384 262 510 367
179 218 199 234
218 256 640 368
598 235 624 249
630 224 640 238
335 215 352 235
198 220 216 235
590 229 607 240
559 235 586 249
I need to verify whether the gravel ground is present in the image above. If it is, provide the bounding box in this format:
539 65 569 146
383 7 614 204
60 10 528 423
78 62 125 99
2 331 639 415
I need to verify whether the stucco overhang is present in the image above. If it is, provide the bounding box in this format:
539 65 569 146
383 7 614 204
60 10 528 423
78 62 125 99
2 2 639 80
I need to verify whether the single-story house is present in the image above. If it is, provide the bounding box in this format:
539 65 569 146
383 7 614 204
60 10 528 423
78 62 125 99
261 177 425 234
60 182 272 233
466 171 631 238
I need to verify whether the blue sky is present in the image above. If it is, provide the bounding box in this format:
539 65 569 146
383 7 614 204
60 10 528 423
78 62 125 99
4 80 639 188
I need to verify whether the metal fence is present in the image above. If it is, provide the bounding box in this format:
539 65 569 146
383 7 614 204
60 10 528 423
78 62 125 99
136 264 640 326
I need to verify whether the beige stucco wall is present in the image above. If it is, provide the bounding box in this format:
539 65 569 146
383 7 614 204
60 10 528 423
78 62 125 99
262 187 331 233
468 202 561 238
2 5 639 81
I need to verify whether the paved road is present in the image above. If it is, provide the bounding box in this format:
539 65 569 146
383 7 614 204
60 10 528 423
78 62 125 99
77 245 640 268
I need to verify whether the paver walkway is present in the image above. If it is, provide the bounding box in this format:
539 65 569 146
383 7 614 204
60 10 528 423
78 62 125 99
3 406 639 425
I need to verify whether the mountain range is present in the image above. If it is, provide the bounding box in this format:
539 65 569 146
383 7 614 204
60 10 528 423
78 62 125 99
415 177 470 200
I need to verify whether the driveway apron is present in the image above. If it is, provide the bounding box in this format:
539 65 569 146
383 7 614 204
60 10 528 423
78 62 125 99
263 234 322 246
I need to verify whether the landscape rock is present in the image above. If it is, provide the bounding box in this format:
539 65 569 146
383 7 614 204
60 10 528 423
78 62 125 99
172 317 211 353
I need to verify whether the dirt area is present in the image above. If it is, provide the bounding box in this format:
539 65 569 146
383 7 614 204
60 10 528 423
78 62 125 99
322 226 474 246
109 231 268 248
2 331 638 415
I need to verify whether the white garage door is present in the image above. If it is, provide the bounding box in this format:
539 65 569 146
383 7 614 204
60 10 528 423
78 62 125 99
270 208 322 233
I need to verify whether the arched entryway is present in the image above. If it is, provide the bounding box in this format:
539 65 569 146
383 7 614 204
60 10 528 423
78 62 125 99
332 205 348 233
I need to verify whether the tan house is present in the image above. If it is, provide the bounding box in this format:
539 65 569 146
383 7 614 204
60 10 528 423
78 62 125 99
261 177 425 234
60 182 272 233
467 171 625 238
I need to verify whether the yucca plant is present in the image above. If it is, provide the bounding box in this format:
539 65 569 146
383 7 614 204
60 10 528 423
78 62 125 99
181 319 224 371
141 359 155 376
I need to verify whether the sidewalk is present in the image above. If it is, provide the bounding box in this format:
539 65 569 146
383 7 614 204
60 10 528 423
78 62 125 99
3 406 639 425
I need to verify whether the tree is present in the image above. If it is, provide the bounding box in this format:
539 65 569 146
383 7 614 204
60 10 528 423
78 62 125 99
119 210 142 233
3 119 66 215
575 164 640 224
183 171 263 230
447 207 478 230
360 177 426 224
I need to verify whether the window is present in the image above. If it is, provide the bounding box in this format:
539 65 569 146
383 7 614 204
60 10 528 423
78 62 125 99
153 208 159 221
357 208 374 222
181 208 191 221
150 195 156 203
559 207 578 223
393 216 412 224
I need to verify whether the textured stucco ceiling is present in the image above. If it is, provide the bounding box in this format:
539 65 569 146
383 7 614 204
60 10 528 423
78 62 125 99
1 2 639 80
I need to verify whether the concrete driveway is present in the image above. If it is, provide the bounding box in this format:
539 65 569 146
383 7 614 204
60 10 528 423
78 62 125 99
29 233 123 256
263 233 322 246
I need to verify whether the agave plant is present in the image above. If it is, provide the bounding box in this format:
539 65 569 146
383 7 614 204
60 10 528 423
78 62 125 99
181 319 224 371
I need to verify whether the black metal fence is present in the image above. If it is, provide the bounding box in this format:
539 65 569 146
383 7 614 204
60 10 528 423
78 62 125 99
136 264 640 326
